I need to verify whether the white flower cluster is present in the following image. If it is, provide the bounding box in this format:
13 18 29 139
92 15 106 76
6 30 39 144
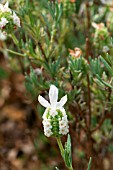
42 117 53 137
0 17 8 29
38 85 69 137
0 2 20 34
59 115 69 135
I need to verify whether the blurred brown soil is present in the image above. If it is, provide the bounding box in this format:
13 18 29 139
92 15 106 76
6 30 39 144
0 55 65 170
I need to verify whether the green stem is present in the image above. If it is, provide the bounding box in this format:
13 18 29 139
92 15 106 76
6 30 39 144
10 33 19 45
6 49 24 57
69 166 74 170
56 137 74 170
56 137 64 157
87 157 92 170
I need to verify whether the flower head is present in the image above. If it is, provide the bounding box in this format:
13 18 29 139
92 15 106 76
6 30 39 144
0 2 21 34
38 85 69 137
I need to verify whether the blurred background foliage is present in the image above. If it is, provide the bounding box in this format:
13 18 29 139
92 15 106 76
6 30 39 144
0 0 113 170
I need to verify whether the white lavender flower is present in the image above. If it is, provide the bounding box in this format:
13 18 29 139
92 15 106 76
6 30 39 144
38 85 69 137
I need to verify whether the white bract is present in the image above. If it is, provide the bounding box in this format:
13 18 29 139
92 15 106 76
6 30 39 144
0 1 11 13
12 12 21 27
38 85 69 137
38 85 67 116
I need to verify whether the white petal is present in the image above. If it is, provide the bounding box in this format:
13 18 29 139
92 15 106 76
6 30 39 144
49 85 58 108
60 108 67 116
56 95 67 108
0 4 4 12
4 2 11 13
4 1 9 8
42 108 48 119
12 12 21 27
38 95 50 108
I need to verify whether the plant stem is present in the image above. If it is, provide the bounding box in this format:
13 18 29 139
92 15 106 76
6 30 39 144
87 157 92 170
10 33 19 45
87 74 91 128
69 165 74 170
38 42 48 62
56 137 74 170
56 137 64 157
66 163 73 170
6 49 24 57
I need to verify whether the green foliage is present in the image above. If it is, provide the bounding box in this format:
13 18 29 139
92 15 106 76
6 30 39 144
1 0 113 169
108 144 113 153
63 134 73 169
25 66 49 100
0 67 9 79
